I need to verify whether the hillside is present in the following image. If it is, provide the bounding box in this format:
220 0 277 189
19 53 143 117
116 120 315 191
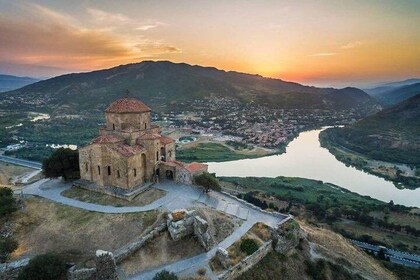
366 80 420 106
0 74 40 92
0 61 378 113
321 94 420 166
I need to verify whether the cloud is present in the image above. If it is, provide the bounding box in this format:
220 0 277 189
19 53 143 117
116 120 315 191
341 41 363 49
0 4 179 72
87 8 166 32
308 53 337 57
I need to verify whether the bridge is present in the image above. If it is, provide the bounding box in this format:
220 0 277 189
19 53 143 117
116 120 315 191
0 154 42 170
351 240 420 268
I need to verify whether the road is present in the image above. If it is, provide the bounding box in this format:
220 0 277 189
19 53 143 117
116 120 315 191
20 178 291 279
0 155 42 170
351 240 420 269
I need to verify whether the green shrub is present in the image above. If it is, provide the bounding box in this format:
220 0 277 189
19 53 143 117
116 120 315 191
0 237 18 263
0 187 17 217
240 238 259 255
193 172 221 193
42 148 80 181
18 253 67 280
153 269 178 280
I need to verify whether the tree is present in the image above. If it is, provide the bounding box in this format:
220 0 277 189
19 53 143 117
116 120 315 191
193 172 221 193
0 237 18 263
0 187 17 218
18 253 67 280
240 238 259 255
42 148 80 181
153 270 178 280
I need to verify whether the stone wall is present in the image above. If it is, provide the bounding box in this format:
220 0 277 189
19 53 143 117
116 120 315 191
95 250 118 280
114 221 167 263
167 209 213 251
0 258 30 280
217 241 273 280
67 266 96 280
270 220 302 254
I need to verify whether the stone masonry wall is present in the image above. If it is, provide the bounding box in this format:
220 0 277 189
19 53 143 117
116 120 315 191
114 221 167 263
0 258 30 280
217 241 273 280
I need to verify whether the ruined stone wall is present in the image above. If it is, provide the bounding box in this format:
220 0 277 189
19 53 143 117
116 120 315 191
95 250 118 280
0 258 30 280
217 241 272 280
67 266 96 280
167 210 213 251
114 221 167 263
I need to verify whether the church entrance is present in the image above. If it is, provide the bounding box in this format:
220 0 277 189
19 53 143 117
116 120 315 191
165 170 174 180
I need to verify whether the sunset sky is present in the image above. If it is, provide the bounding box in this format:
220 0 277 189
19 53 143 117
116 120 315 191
0 0 419 87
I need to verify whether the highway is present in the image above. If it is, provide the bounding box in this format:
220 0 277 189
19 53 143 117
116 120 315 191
352 240 420 269
0 155 42 170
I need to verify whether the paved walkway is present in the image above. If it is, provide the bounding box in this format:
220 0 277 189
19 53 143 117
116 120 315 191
20 179 291 279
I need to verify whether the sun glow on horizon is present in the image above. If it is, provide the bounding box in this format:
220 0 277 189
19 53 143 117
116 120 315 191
0 0 419 86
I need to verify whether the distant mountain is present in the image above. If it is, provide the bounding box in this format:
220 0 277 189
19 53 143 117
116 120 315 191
365 78 420 105
321 94 420 165
0 74 40 92
0 61 378 113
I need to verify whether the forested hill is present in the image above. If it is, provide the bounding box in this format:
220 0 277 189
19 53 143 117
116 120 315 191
321 94 420 165
0 61 378 113
367 81 420 106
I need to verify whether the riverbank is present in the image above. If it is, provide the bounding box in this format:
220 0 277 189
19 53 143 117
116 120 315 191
219 176 420 277
319 128 420 190
176 141 280 163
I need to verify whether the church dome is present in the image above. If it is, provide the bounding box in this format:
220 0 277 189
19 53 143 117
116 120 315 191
105 97 151 113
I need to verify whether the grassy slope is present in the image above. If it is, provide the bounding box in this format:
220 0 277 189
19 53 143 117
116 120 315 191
11 197 159 266
220 176 419 253
176 142 269 162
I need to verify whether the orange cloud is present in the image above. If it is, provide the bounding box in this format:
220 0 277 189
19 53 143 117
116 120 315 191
0 4 180 71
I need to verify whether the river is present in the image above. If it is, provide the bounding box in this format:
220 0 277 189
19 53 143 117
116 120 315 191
207 129 420 207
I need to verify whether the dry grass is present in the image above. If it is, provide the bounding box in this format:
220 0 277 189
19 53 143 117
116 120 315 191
225 223 266 267
0 162 32 185
250 222 272 242
120 231 204 275
301 222 397 280
370 211 420 230
195 207 241 244
10 197 159 266
61 186 166 207
335 222 420 253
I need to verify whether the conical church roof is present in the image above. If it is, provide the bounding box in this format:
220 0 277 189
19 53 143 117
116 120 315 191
105 97 151 113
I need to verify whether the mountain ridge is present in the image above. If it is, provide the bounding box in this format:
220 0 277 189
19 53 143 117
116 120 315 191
0 60 378 113
0 74 40 93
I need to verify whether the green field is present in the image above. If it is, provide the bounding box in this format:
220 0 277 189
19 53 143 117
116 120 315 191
221 176 420 254
176 142 258 162
221 176 385 207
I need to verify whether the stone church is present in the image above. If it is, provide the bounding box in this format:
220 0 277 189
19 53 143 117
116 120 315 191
78 96 207 196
